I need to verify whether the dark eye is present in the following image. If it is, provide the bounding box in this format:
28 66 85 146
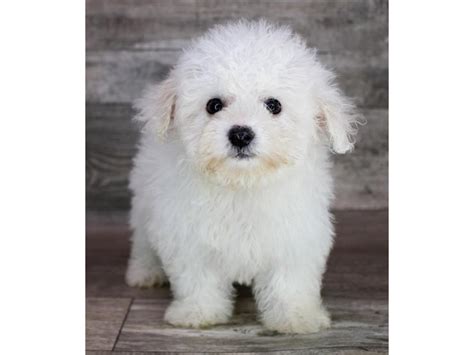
264 98 282 115
206 98 224 114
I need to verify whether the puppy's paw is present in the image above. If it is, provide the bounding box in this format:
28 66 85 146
262 304 331 334
125 259 168 288
164 300 231 328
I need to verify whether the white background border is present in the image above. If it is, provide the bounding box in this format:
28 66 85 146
0 1 85 354
390 1 474 353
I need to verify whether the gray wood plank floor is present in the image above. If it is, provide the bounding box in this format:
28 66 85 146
86 210 388 353
87 298 132 351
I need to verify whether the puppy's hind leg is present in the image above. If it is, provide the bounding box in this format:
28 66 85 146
125 226 168 288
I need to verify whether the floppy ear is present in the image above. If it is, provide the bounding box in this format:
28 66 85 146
133 71 177 139
315 68 362 154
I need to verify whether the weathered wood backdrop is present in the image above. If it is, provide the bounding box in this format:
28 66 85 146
86 0 388 211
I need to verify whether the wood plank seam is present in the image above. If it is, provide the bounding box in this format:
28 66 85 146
112 297 134 351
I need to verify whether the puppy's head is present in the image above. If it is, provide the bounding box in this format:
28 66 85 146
135 20 360 187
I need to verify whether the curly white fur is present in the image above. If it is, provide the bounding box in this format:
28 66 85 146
126 19 359 334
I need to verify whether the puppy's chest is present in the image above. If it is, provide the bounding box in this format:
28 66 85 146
176 194 288 280
157 180 316 247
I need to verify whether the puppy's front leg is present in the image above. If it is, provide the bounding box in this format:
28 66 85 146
164 265 234 328
254 267 330 334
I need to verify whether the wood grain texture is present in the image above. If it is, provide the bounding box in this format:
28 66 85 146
88 351 386 355
86 103 137 211
86 0 388 55
89 352 386 355
86 0 388 108
86 210 387 353
86 298 132 351
115 298 387 353
86 50 387 109
86 105 387 211
86 0 388 211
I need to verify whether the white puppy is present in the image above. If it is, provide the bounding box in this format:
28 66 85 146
126 20 359 334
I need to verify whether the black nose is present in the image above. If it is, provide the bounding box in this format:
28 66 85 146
228 125 255 148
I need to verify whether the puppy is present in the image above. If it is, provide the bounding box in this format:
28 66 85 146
125 20 359 334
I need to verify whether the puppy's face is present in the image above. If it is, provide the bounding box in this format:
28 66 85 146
135 21 359 187
174 63 316 187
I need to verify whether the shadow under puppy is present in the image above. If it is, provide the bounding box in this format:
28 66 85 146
126 20 360 334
